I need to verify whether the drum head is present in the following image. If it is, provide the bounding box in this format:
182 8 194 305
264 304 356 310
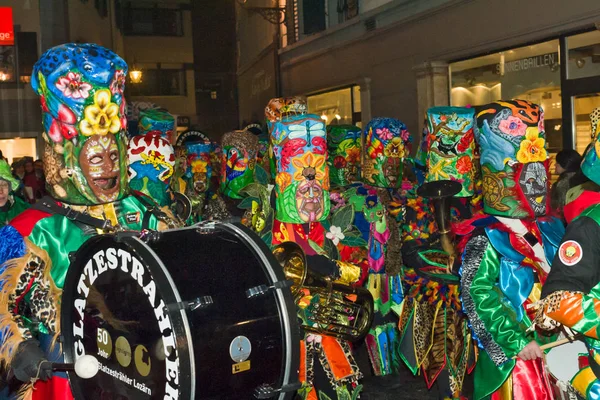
62 223 300 400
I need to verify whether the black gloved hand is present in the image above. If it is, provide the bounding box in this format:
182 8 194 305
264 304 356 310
10 340 52 382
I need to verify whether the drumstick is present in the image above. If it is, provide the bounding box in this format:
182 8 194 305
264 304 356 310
511 334 583 359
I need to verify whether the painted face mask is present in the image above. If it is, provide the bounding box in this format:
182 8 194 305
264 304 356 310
363 118 411 188
220 130 259 199
475 99 549 218
327 125 362 187
425 107 476 197
31 43 128 205
270 103 330 223
127 134 175 207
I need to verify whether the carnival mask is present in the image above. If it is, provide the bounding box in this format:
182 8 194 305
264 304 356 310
127 133 175 206
426 107 476 197
220 130 259 199
271 112 330 223
31 43 128 205
327 125 362 186
363 118 411 188
475 100 549 218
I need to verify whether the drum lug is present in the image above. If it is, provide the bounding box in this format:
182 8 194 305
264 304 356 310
164 295 214 313
196 221 217 234
254 382 302 399
246 280 294 299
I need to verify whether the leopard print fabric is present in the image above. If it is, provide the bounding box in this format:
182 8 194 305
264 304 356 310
591 107 600 140
9 252 58 336
532 290 581 331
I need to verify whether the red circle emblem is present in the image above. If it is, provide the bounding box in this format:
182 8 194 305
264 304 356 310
558 240 583 266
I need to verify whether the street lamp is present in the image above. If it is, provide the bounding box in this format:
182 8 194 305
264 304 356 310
129 60 142 84
236 0 286 24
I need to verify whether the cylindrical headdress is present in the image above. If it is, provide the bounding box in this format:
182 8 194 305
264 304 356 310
362 117 411 188
220 130 259 199
327 125 362 187
425 107 476 197
32 43 129 205
268 97 330 223
127 109 176 206
475 99 549 218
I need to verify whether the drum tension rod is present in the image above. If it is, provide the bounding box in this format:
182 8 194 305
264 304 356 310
246 280 294 299
164 296 214 313
254 382 302 399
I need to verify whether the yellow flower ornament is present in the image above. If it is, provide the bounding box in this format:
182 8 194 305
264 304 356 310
80 89 121 136
516 128 547 163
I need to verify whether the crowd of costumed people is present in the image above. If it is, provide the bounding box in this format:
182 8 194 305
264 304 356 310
0 42 599 400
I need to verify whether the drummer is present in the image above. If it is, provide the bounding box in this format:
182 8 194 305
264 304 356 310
535 111 600 399
0 44 174 399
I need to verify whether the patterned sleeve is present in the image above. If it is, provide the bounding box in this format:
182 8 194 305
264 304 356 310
460 234 530 366
537 217 600 338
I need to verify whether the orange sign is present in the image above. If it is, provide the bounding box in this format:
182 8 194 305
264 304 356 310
0 8 14 46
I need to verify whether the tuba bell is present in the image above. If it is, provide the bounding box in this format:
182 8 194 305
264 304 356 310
417 180 462 273
272 242 374 342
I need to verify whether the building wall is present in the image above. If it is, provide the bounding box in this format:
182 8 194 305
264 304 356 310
277 0 600 142
193 0 239 136
236 1 280 125
124 3 196 121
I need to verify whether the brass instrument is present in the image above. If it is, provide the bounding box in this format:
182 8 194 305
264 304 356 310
417 180 462 273
272 242 374 342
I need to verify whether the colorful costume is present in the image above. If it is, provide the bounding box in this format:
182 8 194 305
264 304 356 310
0 161 29 226
458 100 564 399
267 97 363 400
0 44 168 399
535 108 600 399
398 107 478 398
327 125 362 187
127 108 176 207
334 118 408 377
220 130 259 200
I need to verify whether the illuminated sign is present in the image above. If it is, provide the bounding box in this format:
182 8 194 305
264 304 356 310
0 8 14 46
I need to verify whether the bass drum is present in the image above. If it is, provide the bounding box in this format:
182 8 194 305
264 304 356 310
61 222 300 400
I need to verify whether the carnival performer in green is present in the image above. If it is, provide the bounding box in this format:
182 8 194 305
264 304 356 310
0 160 29 226
534 107 600 399
458 100 564 399
0 43 175 400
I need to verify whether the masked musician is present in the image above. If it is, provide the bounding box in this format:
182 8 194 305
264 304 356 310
397 106 478 399
266 97 365 400
0 160 29 226
220 129 260 217
328 118 407 377
456 100 565 399
0 43 174 399
533 108 600 399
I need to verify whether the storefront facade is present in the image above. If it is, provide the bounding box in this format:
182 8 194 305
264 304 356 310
273 0 600 153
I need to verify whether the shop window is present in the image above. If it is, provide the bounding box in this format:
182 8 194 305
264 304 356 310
129 68 187 97
573 94 600 155
450 39 562 155
0 138 37 165
124 6 183 36
567 30 600 80
307 85 361 127
0 46 16 83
